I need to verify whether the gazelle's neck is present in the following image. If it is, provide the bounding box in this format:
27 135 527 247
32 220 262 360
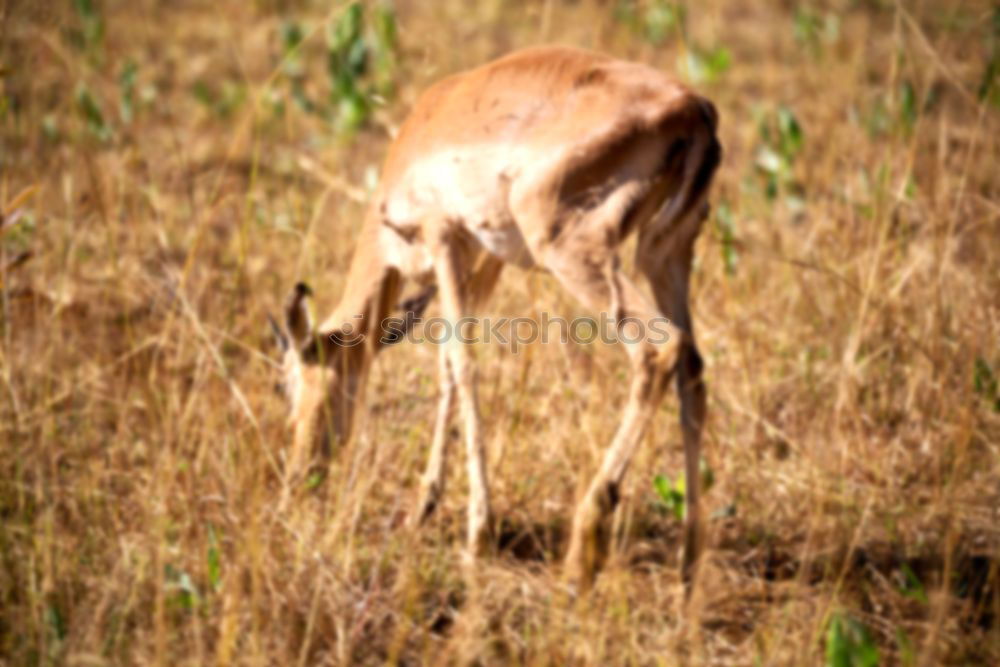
319 214 401 348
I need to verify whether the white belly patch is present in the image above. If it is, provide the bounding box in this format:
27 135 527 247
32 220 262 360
384 146 536 269
471 223 534 268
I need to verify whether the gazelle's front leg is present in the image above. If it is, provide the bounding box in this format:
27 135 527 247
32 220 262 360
411 346 456 525
432 235 493 558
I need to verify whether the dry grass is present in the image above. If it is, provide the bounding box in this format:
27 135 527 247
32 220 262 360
2 0 999 664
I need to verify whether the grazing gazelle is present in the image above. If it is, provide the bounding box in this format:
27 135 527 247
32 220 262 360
269 45 721 586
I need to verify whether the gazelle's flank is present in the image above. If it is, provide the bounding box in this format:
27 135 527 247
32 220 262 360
270 46 721 586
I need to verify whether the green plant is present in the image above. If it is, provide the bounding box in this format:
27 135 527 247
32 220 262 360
614 0 686 46
653 460 714 520
825 612 879 667
898 563 928 604
895 627 916 666
280 21 315 116
714 201 738 276
979 7 1000 107
371 2 399 96
681 45 731 84
754 104 804 205
75 83 113 142
794 6 840 57
974 358 1000 412
68 0 105 62
118 61 137 125
207 525 222 593
0 76 9 123
653 473 685 519
164 564 200 611
325 1 398 134
898 80 917 135
192 79 247 119
277 2 399 136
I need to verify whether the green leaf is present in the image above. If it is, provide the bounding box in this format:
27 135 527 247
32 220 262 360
280 21 306 78
777 106 803 157
979 7 1000 106
899 80 917 134
683 46 731 84
281 20 304 53
653 474 685 520
371 2 398 95
866 98 890 138
72 0 105 56
207 525 222 592
973 357 1000 412
764 174 778 201
825 612 879 667
336 91 370 134
653 474 672 503
974 357 996 395
306 471 324 489
290 82 317 115
644 1 683 45
119 60 137 124
216 81 246 118
329 3 364 53
346 37 369 77
793 7 822 55
706 47 731 78
715 201 738 276
46 604 67 642
41 114 60 141
899 563 927 604
192 80 213 107
373 2 398 52
75 83 112 142
164 564 200 611
673 475 686 496
895 627 915 666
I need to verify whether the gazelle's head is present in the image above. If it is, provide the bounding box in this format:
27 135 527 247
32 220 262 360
268 283 366 458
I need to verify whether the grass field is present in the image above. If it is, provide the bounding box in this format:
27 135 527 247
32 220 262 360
2 0 999 664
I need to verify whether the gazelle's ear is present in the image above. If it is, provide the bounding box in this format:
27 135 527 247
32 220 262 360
267 313 288 352
284 282 314 347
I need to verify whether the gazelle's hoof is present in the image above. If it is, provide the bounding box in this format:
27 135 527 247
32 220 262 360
409 483 443 528
563 533 601 594
680 520 703 592
460 547 479 570
563 495 611 593
465 511 495 560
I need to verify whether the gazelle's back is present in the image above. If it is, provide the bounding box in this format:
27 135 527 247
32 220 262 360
377 46 714 267
385 46 693 165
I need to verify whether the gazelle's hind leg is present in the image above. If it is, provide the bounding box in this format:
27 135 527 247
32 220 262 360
636 202 710 582
538 241 684 590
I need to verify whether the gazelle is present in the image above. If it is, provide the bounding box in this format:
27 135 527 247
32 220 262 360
269 45 721 587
